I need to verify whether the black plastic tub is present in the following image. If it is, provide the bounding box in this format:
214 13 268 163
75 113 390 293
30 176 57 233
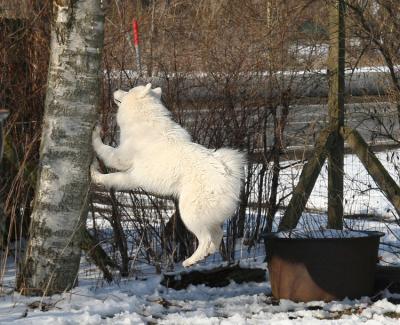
263 229 384 302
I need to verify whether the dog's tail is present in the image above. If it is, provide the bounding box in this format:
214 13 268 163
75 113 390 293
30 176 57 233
213 148 246 182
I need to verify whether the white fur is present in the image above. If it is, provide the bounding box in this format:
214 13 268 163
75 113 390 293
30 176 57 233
91 83 246 267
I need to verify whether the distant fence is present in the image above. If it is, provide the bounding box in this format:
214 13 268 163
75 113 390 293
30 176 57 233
108 68 398 99
103 69 400 160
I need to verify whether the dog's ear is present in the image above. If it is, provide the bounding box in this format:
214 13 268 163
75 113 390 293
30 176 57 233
152 87 162 99
144 83 152 95
139 83 152 98
144 83 152 91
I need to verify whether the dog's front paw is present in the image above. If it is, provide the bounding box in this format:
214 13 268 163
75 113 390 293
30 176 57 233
92 124 102 145
90 160 101 183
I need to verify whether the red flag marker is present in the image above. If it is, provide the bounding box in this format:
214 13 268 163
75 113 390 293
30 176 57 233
132 19 142 75
133 19 139 47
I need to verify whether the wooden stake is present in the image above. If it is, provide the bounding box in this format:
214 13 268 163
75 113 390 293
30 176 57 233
278 129 334 231
341 127 400 217
327 0 346 229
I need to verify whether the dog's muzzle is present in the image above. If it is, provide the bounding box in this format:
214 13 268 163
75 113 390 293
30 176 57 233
113 90 127 105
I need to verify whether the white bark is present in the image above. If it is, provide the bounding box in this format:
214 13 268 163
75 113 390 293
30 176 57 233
18 0 105 295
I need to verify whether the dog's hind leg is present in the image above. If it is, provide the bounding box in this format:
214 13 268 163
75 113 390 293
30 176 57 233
179 205 222 267
178 186 230 267
181 225 223 267
206 224 223 256
181 222 224 267
181 232 210 267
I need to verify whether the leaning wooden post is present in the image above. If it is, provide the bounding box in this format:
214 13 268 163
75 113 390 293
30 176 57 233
278 129 334 231
327 0 346 229
341 127 400 217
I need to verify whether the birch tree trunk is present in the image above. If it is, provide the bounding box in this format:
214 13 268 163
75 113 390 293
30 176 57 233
17 0 105 296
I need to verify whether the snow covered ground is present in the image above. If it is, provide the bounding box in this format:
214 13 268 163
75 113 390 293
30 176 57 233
0 281 398 324
0 214 399 325
0 238 399 325
0 150 399 324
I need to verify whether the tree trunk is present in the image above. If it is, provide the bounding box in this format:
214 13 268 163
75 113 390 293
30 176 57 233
236 161 251 238
265 103 290 233
17 0 105 296
0 110 8 161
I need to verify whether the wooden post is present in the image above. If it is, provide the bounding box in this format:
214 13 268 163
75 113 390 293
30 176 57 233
327 0 346 229
341 127 400 217
278 129 334 231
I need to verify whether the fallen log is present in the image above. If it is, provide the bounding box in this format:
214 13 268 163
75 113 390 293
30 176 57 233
160 264 266 290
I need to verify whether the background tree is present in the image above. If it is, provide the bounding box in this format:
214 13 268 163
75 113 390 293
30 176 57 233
347 0 400 122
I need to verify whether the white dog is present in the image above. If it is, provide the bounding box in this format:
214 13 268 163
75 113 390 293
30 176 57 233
91 83 245 267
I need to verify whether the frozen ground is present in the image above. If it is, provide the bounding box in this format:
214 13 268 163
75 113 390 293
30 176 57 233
0 254 400 324
0 150 399 324
0 216 399 325
1 277 400 324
